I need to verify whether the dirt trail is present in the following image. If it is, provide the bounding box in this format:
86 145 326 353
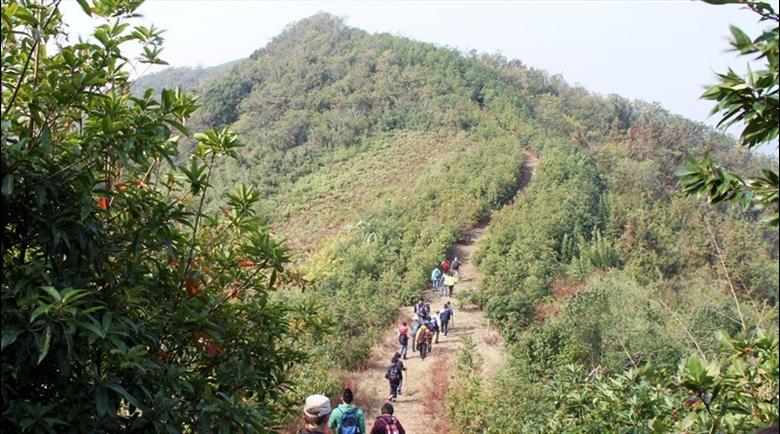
352 151 538 432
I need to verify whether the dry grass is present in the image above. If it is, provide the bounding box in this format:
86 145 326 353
549 277 583 300
271 131 472 255
423 356 451 415
340 377 374 412
479 328 502 346
532 300 560 323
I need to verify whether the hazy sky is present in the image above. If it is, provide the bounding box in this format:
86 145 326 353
60 0 779 156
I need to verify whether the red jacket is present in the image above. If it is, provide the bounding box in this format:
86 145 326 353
370 415 406 434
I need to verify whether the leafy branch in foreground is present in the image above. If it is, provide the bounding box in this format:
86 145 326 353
1 1 306 432
679 0 778 226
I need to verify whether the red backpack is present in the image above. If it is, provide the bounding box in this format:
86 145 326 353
383 416 401 434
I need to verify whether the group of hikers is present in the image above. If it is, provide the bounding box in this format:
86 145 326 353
299 388 405 434
431 257 460 297
298 258 460 434
407 299 454 361
388 299 454 394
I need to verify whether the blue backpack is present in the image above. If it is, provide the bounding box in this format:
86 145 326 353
339 408 360 434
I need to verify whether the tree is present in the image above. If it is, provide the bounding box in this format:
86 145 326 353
678 0 779 227
1 1 304 432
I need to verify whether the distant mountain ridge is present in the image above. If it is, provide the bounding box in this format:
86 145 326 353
130 59 241 96
130 13 772 252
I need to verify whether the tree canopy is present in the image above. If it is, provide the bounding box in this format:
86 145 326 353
1 1 306 432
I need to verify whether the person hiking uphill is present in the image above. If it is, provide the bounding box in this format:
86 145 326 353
410 318 420 353
440 259 450 273
421 301 431 319
451 256 461 278
370 403 407 434
443 272 458 298
440 303 453 336
413 299 424 321
328 388 366 434
385 352 406 401
299 394 332 434
415 322 433 359
430 267 443 294
397 321 409 360
430 311 440 344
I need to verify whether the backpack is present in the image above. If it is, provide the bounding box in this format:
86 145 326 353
338 408 360 434
398 333 408 346
384 416 401 434
386 363 400 384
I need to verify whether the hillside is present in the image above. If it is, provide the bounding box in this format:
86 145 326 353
126 11 780 432
129 59 241 96
136 13 772 249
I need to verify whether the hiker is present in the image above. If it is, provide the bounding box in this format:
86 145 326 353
385 355 400 402
300 394 332 434
410 318 420 353
440 259 450 273
397 321 409 360
413 299 424 319
328 388 366 434
451 256 461 278
421 301 431 319
439 304 451 336
370 403 407 434
431 266 442 293
430 311 441 344
415 322 432 359
443 272 458 297
446 302 455 326
385 352 406 401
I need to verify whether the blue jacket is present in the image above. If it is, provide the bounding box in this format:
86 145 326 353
431 268 442 281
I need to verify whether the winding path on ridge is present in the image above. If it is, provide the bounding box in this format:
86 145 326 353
351 151 538 433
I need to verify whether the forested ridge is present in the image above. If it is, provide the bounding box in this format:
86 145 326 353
2 2 777 433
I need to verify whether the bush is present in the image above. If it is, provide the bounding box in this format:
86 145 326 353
1 2 305 431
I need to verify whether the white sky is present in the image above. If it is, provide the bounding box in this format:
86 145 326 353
59 0 779 156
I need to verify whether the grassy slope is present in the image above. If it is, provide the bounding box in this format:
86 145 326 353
269 130 474 254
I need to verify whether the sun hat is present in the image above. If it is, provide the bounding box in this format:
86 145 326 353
304 394 332 417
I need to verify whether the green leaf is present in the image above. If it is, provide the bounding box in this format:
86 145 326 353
106 381 140 408
78 318 105 338
37 325 52 364
95 387 110 417
730 25 753 51
1 328 23 351
41 286 62 302
76 0 92 16
1 174 13 196
30 304 53 323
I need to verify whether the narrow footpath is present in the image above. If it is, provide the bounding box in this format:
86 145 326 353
352 151 538 432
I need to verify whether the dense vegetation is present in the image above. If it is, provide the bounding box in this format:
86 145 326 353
447 2 779 432
2 0 777 432
1 1 307 432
